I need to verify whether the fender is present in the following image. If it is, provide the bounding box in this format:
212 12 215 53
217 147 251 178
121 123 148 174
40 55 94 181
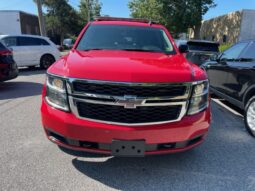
243 84 255 106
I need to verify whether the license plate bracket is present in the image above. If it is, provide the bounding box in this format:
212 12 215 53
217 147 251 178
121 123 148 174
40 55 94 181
111 140 145 157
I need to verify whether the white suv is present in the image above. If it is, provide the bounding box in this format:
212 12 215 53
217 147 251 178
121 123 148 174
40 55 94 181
0 35 61 69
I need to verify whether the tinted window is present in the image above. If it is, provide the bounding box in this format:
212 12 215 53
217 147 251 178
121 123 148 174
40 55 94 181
187 42 219 52
221 42 248 61
77 25 175 54
18 37 36 46
0 42 7 51
242 42 255 59
2 37 17 47
18 37 50 46
37 38 50 45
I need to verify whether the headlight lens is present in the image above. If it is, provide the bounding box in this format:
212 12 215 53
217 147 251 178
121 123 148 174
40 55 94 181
188 80 209 115
45 75 69 111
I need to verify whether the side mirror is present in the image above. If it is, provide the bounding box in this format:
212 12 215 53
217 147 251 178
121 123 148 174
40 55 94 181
179 44 188 53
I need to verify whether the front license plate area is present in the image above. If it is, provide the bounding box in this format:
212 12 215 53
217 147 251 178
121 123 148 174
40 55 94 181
111 140 145 157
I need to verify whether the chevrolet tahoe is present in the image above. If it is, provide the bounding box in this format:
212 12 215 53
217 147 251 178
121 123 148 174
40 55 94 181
41 17 211 157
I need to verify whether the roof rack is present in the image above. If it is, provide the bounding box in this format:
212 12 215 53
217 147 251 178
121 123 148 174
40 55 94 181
93 17 158 25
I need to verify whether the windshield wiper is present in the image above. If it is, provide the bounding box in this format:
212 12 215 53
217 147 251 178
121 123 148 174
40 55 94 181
81 48 172 55
237 58 255 62
82 48 106 51
120 48 164 53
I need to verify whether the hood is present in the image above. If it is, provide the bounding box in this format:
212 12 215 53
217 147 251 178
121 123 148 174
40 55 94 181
48 50 206 83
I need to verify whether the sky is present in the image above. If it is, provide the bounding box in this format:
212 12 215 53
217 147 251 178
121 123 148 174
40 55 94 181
0 0 255 20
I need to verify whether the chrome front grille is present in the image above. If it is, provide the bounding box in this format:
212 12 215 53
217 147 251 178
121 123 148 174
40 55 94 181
72 81 187 98
67 79 192 126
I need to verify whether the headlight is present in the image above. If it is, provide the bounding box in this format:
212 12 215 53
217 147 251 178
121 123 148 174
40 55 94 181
188 80 209 115
45 74 69 111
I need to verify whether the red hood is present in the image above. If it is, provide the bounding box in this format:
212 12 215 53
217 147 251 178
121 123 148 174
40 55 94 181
48 50 206 83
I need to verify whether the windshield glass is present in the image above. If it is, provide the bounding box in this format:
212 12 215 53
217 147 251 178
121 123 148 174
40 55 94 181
187 42 219 52
77 24 175 54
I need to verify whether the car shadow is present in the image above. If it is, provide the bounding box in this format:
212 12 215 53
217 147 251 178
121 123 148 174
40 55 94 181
63 101 255 191
0 81 43 100
18 67 46 76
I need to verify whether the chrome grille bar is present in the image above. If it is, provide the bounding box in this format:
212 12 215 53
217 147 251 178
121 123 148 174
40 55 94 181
64 78 192 126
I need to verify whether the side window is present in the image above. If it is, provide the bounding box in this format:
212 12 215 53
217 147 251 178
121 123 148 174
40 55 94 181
221 42 248 61
18 37 37 46
2 37 17 47
241 42 255 59
37 39 50 46
18 37 48 46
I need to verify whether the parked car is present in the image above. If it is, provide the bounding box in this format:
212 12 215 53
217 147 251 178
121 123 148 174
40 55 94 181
202 40 255 137
176 40 219 66
0 35 61 69
0 41 18 82
41 17 211 157
63 38 74 49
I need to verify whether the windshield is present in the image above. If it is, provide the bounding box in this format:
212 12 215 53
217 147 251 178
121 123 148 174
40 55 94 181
77 24 175 54
187 42 219 52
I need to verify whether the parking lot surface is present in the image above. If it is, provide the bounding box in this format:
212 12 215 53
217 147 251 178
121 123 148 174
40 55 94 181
0 69 255 191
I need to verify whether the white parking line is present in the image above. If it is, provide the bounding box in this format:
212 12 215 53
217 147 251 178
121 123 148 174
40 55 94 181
212 98 243 117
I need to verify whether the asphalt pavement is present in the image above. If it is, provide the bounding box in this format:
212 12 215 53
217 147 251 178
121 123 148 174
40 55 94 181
0 68 255 191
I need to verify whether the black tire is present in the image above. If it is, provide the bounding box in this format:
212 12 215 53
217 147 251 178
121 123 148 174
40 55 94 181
244 96 255 137
40 54 55 69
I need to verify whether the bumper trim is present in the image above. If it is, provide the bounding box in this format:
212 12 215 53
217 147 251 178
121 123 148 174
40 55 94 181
46 128 206 156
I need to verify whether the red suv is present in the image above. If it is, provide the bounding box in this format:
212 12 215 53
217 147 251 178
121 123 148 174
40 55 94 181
41 17 211 156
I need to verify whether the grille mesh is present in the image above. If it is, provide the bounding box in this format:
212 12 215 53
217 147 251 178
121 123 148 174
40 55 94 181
72 82 187 97
77 102 182 124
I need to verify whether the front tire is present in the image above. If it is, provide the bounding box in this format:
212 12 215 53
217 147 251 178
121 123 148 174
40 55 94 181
245 96 255 137
40 54 55 69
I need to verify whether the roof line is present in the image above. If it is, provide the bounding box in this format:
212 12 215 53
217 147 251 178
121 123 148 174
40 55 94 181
0 10 38 17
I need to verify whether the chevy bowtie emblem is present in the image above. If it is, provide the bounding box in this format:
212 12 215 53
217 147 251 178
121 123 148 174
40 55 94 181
115 95 145 109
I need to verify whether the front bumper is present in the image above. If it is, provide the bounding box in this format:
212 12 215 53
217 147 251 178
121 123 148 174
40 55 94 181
41 99 210 155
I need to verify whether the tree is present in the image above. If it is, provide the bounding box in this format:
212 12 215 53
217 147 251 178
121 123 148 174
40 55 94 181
79 0 102 24
129 0 216 39
187 0 216 38
129 0 164 24
38 0 81 45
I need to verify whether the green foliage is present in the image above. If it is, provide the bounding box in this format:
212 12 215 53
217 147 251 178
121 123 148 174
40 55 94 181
129 0 164 23
38 0 102 44
42 0 81 44
219 43 232 52
129 0 216 37
79 0 102 24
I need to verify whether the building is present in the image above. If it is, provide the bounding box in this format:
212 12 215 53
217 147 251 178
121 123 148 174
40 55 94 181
0 10 40 35
193 9 255 44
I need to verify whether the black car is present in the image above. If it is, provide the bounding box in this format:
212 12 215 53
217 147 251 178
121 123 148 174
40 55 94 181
0 41 18 82
202 40 255 137
176 40 219 66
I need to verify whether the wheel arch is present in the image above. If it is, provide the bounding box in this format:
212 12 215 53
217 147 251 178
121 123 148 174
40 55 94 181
244 85 255 106
40 53 56 62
